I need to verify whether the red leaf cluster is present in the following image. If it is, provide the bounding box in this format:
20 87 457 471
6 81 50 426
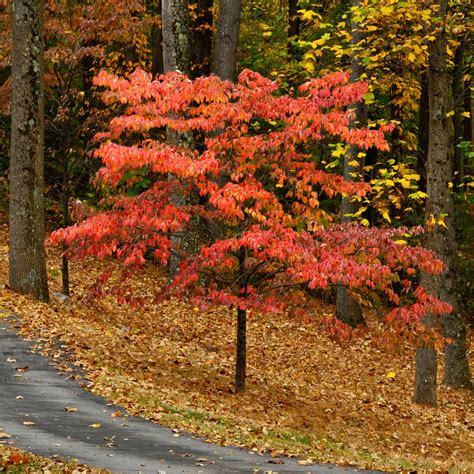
48 68 449 330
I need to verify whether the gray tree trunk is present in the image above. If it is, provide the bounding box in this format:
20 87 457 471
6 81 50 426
214 0 242 82
161 0 196 278
162 0 192 74
414 0 471 405
8 0 49 302
336 0 366 328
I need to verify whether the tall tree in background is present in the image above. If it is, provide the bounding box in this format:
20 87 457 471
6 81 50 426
8 0 49 302
214 0 242 81
213 0 243 390
336 0 366 328
414 0 471 405
161 0 191 73
161 0 196 278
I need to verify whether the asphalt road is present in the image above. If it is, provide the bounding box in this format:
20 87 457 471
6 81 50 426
0 316 383 473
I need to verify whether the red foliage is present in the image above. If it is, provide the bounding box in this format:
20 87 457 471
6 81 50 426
48 68 449 331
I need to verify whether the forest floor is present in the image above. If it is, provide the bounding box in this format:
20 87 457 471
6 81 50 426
0 215 473 473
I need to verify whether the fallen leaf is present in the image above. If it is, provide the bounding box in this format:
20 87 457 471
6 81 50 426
8 452 29 465
22 421 36 426
64 407 79 412
89 423 102 428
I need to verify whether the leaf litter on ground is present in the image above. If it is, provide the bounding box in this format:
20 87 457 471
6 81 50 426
0 218 472 472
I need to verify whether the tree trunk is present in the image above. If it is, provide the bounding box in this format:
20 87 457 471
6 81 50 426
452 42 464 189
190 0 213 78
214 0 242 82
414 341 438 406
336 0 366 328
8 0 49 302
61 179 70 296
463 75 472 144
162 0 192 74
235 307 247 393
417 70 429 193
288 0 300 58
162 0 195 278
414 0 472 404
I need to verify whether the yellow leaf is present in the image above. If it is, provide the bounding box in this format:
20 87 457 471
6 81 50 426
381 209 391 223
303 60 314 73
386 372 396 378
394 240 407 245
89 423 102 428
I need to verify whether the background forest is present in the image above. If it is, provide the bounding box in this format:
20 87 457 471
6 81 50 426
0 0 473 472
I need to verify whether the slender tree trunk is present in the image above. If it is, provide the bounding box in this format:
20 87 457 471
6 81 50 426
61 178 70 296
336 0 365 328
288 0 300 58
452 42 464 189
214 0 242 82
9 0 49 302
417 70 429 193
235 307 247 393
463 76 472 144
151 0 164 77
414 0 472 405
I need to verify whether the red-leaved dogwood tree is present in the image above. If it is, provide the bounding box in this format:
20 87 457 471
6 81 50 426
49 69 450 392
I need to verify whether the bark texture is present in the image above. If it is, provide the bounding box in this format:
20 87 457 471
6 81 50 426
162 0 197 278
162 0 191 74
214 0 242 82
414 344 438 406
336 0 366 328
414 0 472 405
9 0 49 302
452 42 464 189
417 70 429 192
235 307 247 393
